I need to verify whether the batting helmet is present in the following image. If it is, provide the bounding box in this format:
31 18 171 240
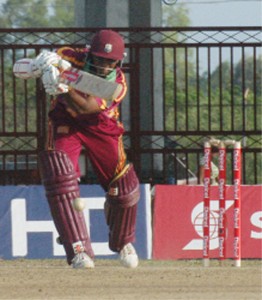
90 30 125 61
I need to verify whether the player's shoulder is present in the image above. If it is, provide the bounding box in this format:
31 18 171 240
116 67 126 83
113 68 127 102
56 47 89 68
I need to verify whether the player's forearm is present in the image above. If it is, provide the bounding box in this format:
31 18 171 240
64 89 101 115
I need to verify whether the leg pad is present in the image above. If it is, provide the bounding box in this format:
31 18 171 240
105 164 140 252
38 150 94 264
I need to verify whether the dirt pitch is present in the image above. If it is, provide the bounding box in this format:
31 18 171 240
0 259 261 300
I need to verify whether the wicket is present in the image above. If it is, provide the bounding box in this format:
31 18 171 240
202 139 242 267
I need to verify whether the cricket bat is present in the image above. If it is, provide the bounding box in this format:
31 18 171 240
59 67 122 100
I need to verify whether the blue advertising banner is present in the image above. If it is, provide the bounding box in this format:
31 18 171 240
0 184 152 260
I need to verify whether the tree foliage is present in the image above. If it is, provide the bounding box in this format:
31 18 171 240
162 3 191 27
162 4 261 183
0 0 74 28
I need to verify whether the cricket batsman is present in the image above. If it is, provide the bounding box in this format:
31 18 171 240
13 30 140 269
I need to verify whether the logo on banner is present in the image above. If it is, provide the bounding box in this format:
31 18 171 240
10 197 115 257
183 200 234 250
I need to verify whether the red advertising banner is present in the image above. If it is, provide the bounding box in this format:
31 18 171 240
153 185 262 259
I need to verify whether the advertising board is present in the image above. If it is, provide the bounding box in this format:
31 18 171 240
153 185 262 259
0 184 152 260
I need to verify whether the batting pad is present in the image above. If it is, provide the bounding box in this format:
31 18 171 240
38 150 94 264
105 164 140 252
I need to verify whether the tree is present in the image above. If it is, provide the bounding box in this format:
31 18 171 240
0 0 74 28
162 3 191 27
0 0 70 143
162 3 193 132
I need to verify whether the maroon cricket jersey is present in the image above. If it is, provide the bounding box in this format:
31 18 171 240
48 47 128 188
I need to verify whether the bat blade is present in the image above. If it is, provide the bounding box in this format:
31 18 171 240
59 67 122 100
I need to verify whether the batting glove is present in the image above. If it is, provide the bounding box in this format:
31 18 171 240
34 50 71 73
42 65 69 95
